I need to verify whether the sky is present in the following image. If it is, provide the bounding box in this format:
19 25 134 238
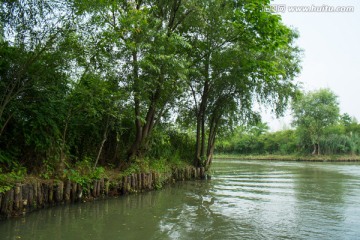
263 0 360 131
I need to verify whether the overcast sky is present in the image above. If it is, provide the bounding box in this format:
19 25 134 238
263 0 360 131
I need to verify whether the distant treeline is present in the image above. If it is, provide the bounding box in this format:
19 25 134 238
217 116 360 155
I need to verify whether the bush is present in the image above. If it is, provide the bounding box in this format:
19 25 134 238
63 159 106 192
0 165 26 193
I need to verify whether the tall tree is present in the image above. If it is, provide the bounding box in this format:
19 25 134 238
72 0 194 161
182 0 301 168
124 0 193 160
292 89 340 155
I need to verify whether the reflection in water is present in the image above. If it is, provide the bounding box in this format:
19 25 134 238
155 181 232 240
293 165 349 239
1 160 360 239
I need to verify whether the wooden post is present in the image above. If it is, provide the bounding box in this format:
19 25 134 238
105 180 109 196
64 180 71 202
129 175 133 190
37 182 43 207
133 174 137 191
28 184 34 208
142 173 146 189
71 182 77 202
96 180 101 197
122 176 127 193
148 173 152 189
43 183 49 205
138 173 143 190
48 182 54 204
100 178 105 195
92 180 98 197
21 184 29 209
151 172 156 189
77 184 83 200
2 189 14 215
55 181 64 202
14 183 22 210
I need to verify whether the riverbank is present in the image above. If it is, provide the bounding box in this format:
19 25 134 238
0 166 206 220
214 154 360 162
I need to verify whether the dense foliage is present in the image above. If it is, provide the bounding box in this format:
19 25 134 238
216 124 298 155
292 89 340 155
217 90 360 156
217 121 360 156
0 0 300 177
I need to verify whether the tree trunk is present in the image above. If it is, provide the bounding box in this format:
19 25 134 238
200 113 206 157
94 117 110 169
0 113 13 138
312 143 320 155
205 136 215 170
194 91 208 167
58 109 72 174
312 143 316 155
140 86 162 150
127 72 164 161
112 140 119 163
194 55 210 167
205 115 220 170
127 50 142 161
194 112 202 167
126 0 143 160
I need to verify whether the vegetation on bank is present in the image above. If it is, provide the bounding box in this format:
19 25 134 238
0 156 192 194
216 119 360 156
214 154 360 162
216 89 360 159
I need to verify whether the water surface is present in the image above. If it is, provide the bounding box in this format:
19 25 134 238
1 160 360 239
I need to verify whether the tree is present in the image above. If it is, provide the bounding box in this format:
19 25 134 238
122 0 193 161
0 0 77 171
71 0 193 162
181 0 301 168
292 89 340 155
0 1 69 137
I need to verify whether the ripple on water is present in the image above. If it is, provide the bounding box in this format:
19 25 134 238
1 160 360 240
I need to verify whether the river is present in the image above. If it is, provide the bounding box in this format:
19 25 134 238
1 159 360 239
